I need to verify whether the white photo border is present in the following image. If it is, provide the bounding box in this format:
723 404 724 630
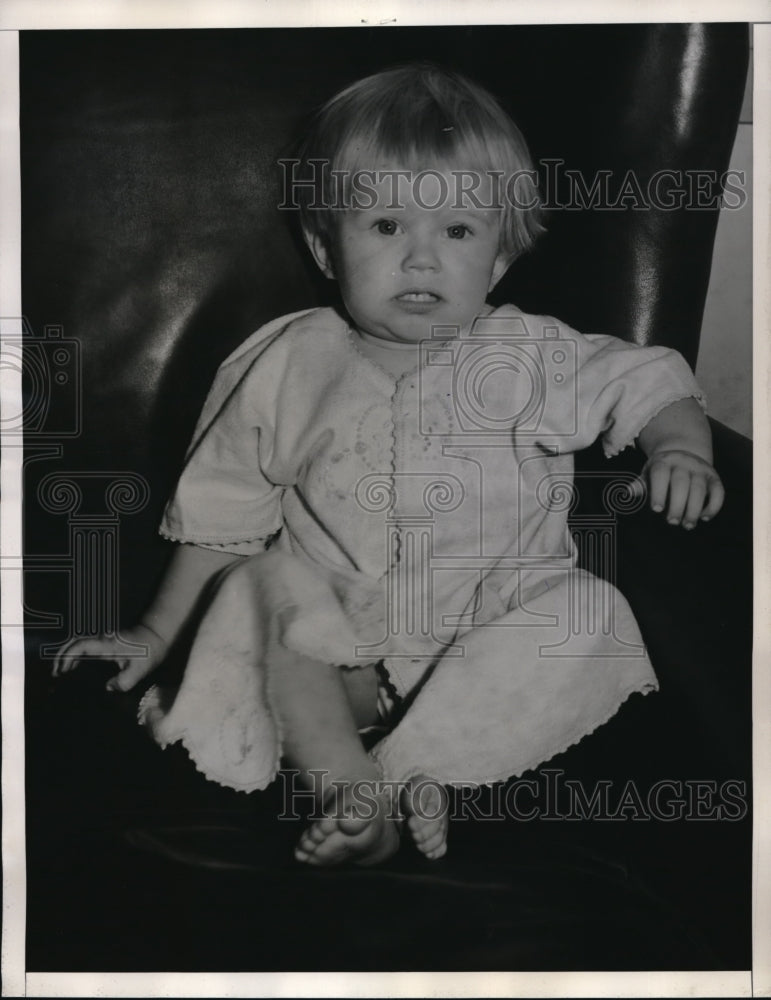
1 3 768 998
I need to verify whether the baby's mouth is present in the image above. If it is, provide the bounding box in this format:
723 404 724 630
393 291 442 314
395 291 442 303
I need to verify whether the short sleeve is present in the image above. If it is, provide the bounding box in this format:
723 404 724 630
524 315 706 457
159 315 304 552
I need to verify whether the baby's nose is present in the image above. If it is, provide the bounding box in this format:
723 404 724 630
403 237 440 271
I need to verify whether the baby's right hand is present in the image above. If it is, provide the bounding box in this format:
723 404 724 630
52 624 169 693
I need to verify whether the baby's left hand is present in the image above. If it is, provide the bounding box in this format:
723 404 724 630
641 449 724 529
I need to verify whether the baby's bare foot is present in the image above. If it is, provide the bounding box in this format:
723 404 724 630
294 781 401 867
402 775 449 860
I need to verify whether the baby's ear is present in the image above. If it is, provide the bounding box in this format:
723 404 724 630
488 250 513 292
303 228 336 279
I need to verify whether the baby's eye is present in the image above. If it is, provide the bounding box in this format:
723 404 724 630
447 224 470 239
375 219 398 236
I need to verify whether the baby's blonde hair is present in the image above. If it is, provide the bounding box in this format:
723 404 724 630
290 63 544 259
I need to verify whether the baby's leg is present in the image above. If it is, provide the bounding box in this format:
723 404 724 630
269 646 401 866
345 666 449 859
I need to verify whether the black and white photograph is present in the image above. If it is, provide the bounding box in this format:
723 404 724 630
1 2 768 996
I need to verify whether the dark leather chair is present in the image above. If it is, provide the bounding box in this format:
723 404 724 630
21 24 751 972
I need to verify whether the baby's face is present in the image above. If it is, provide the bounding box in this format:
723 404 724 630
310 170 511 344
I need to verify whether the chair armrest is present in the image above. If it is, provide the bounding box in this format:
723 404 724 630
573 421 752 779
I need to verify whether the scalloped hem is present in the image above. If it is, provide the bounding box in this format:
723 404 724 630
138 685 281 794
370 680 657 788
157 527 278 548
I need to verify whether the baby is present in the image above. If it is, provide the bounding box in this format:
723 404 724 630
55 64 724 867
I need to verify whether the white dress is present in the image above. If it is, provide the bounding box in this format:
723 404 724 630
139 305 705 790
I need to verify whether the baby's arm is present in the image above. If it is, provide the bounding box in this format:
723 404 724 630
53 545 242 692
636 397 725 529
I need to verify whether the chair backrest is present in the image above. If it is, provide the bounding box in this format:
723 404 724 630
20 25 748 616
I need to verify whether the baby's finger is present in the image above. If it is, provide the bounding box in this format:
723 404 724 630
665 468 691 525
626 475 647 501
682 477 707 529
646 462 671 514
701 475 726 521
52 642 73 676
105 654 157 693
53 638 104 676
53 638 84 675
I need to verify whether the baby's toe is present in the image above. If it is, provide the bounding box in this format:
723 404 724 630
406 817 429 843
424 841 447 861
296 827 322 854
295 836 314 859
296 847 325 866
420 827 447 854
295 814 341 863
313 815 340 837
